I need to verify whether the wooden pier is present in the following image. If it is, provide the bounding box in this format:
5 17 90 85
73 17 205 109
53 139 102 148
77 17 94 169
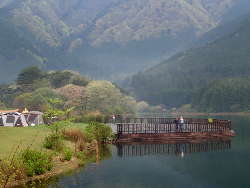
113 117 235 142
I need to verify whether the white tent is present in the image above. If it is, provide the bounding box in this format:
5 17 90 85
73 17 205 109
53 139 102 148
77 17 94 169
0 112 28 127
24 111 44 126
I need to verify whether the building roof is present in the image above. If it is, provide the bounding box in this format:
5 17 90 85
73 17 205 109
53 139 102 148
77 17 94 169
0 109 20 114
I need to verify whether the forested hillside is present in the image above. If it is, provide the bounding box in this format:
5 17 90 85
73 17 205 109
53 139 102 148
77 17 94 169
0 14 46 83
0 67 163 117
130 17 250 112
0 0 249 82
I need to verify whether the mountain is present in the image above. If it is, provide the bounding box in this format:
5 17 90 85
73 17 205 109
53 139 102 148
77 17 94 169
2 0 236 46
0 12 46 83
0 0 249 82
129 15 250 112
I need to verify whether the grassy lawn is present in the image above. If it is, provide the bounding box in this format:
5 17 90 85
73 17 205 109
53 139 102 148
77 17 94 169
0 123 88 158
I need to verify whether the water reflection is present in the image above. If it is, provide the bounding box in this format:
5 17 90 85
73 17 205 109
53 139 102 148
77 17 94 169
116 139 231 158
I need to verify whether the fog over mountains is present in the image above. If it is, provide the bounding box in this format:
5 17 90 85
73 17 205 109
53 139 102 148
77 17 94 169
0 0 250 82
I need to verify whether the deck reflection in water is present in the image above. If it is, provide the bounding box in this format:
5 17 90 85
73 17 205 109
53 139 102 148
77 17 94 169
116 139 231 158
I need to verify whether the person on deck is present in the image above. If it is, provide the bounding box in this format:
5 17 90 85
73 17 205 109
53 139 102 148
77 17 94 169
112 114 116 123
174 118 179 132
180 116 184 132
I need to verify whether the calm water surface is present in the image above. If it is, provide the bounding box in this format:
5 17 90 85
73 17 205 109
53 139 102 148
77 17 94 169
44 116 250 188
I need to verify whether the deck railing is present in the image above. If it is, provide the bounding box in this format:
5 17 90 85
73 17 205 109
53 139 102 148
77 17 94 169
115 118 232 135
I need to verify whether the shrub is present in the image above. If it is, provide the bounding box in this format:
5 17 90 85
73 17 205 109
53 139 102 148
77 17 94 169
63 148 73 161
0 159 26 187
81 112 106 123
43 133 64 151
76 151 85 159
21 150 53 177
85 122 113 143
62 128 85 142
62 128 86 152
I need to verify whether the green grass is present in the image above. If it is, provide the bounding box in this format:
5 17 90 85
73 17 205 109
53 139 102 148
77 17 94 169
0 123 88 158
0 125 50 158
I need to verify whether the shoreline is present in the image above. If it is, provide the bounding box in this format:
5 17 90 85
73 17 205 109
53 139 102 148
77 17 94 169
8 157 83 188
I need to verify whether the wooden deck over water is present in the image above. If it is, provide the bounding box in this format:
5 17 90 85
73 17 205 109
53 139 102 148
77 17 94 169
110 117 234 142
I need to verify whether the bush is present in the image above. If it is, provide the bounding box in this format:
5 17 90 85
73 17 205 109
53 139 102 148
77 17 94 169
83 114 104 123
85 122 113 143
63 148 73 161
43 133 64 151
62 128 86 152
81 112 106 123
21 150 53 177
62 128 85 142
0 159 26 187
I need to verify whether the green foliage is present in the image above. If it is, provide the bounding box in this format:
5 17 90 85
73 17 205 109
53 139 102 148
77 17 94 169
84 81 136 114
13 93 32 109
71 75 89 86
193 78 250 112
13 88 62 111
63 148 73 161
43 133 64 151
50 121 70 133
17 67 44 87
43 70 90 89
43 108 65 124
2 66 141 117
0 159 26 187
81 112 106 123
21 150 52 177
34 88 61 101
25 94 48 111
84 122 113 143
130 19 250 112
0 100 6 109
76 151 86 160
49 71 74 88
0 0 249 83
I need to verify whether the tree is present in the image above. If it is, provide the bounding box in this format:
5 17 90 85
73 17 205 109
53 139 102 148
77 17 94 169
13 93 32 109
71 75 89 86
84 81 136 114
17 66 44 86
0 100 6 109
55 84 85 107
49 71 73 88
13 88 63 111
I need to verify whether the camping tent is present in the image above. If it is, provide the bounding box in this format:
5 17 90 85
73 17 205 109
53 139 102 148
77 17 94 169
0 112 28 127
24 111 44 126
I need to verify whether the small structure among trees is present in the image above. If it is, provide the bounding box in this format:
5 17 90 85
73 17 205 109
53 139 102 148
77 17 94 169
0 109 44 127
0 111 28 127
23 111 44 126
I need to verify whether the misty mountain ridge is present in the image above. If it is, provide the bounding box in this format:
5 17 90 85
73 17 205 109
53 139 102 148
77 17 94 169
0 0 250 82
129 13 250 112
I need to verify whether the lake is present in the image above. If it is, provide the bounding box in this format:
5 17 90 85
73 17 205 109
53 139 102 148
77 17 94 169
32 116 250 188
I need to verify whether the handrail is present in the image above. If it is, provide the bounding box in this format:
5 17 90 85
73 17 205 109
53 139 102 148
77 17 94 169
115 118 232 135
